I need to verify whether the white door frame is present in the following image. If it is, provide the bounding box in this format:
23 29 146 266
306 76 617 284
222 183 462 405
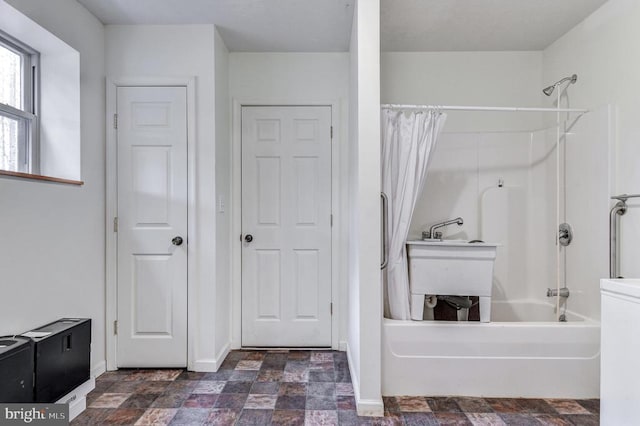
231 98 342 350
106 77 197 370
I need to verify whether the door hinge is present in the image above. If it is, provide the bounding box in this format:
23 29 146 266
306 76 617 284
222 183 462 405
330 214 333 227
113 217 118 232
113 113 118 129
113 320 118 335
330 126 333 139
330 303 333 315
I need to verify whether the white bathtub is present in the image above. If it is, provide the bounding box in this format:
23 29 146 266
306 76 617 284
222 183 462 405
382 300 600 398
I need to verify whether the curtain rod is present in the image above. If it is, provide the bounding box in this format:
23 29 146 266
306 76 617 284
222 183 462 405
381 104 589 113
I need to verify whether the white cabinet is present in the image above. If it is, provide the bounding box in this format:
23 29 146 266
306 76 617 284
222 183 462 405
600 278 640 425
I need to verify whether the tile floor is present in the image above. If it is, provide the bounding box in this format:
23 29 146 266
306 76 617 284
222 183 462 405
73 350 599 425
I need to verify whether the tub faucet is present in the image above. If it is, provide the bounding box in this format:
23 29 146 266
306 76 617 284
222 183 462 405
423 217 464 240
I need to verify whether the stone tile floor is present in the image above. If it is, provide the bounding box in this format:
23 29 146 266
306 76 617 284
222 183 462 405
73 350 599 425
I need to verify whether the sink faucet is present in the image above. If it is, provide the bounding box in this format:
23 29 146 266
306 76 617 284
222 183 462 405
423 217 464 240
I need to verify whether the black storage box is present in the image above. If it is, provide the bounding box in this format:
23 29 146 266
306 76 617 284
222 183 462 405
0 336 34 403
29 318 91 403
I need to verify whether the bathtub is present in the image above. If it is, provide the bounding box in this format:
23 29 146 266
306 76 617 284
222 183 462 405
382 299 600 398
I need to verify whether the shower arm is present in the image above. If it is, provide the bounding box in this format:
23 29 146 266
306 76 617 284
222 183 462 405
552 76 575 87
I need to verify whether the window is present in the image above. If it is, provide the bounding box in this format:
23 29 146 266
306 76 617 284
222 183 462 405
0 31 38 174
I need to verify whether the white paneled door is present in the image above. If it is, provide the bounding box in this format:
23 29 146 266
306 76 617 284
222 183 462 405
242 106 332 347
116 87 188 367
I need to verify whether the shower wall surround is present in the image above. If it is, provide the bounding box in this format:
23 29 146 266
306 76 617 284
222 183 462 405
382 51 610 320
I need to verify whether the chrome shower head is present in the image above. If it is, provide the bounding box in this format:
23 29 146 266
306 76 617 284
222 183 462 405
543 74 578 96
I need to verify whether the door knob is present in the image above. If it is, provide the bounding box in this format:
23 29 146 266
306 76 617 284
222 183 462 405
172 236 184 246
244 234 253 243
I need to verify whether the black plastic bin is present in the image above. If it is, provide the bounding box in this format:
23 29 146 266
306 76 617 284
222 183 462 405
29 318 91 403
0 336 34 403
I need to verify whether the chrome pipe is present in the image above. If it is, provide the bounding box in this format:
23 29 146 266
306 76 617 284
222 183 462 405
547 287 570 298
610 200 627 279
611 194 640 202
381 192 389 270
543 74 578 96
427 217 463 240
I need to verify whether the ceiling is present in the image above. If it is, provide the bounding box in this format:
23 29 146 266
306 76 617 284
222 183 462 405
76 0 355 52
381 0 609 51
77 0 608 52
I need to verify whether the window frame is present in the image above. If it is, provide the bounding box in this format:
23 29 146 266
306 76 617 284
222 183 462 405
0 30 40 174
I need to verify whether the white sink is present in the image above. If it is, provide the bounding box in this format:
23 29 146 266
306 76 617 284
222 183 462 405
406 239 498 322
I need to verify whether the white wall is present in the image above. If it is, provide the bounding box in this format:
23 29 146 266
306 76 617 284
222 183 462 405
562 107 612 319
382 51 550 305
228 52 350 348
0 0 81 180
0 0 106 374
381 52 544 132
543 0 640 305
380 43 611 319
347 10 361 407
544 0 640 280
214 28 231 363
105 24 222 370
347 0 383 416
382 51 544 239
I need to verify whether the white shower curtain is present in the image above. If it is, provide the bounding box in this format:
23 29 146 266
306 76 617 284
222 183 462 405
382 109 447 320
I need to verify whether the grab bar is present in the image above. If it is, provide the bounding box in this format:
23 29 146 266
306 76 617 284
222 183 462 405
611 194 640 202
609 194 640 278
381 192 389 270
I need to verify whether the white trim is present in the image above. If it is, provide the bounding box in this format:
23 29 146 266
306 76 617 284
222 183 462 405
346 342 384 417
355 397 385 417
381 104 589 113
56 377 95 421
339 340 348 352
106 76 197 371
192 342 231 372
231 98 343 350
91 361 106 379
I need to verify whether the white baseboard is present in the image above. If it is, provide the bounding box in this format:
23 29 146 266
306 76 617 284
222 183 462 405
339 340 348 351
355 398 385 416
191 342 231 372
56 378 95 421
91 360 106 379
346 342 384 417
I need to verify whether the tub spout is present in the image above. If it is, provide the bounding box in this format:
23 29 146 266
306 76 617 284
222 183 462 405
547 287 570 298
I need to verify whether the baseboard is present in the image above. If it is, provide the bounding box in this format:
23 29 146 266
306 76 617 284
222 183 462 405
339 340 348 351
91 360 107 379
191 342 231 372
355 397 385 416
56 377 95 421
346 342 384 417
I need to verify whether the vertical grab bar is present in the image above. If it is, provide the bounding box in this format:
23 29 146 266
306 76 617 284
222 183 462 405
609 194 640 278
610 201 626 278
381 192 389 270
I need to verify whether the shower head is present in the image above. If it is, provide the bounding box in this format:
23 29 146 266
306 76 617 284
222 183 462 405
543 74 578 96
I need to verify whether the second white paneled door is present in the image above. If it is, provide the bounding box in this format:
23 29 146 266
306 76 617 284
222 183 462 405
241 106 332 347
116 86 188 367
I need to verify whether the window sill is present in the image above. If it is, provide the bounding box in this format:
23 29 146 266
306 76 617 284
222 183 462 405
0 170 84 185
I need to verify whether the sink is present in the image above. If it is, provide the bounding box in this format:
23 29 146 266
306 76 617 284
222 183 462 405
406 239 498 321
409 239 497 246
